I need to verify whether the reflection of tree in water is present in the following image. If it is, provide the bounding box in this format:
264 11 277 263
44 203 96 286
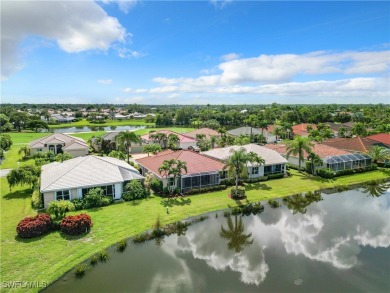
282 190 323 214
220 215 253 253
362 181 390 198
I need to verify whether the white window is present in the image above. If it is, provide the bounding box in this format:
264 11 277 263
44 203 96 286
251 167 259 175
56 190 70 201
168 177 176 186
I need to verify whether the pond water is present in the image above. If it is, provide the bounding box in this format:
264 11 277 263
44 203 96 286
48 125 146 133
45 186 390 293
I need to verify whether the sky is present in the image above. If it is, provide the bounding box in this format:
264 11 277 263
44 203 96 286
1 0 390 105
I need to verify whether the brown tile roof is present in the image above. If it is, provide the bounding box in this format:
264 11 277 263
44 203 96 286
264 142 351 159
183 128 220 139
322 136 388 153
366 133 390 146
141 130 196 143
292 123 317 136
136 150 224 178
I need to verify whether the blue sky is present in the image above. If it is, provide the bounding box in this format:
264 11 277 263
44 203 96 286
1 0 389 104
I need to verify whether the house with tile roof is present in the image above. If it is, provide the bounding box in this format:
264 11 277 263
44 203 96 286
40 156 144 208
29 133 89 158
141 130 197 150
227 126 263 137
322 136 389 153
202 144 287 178
265 142 372 172
183 128 220 139
136 150 224 193
292 123 317 137
366 133 390 146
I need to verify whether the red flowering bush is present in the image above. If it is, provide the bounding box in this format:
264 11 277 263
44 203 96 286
60 214 93 236
16 213 53 238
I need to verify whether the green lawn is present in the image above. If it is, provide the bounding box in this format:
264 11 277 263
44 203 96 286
1 169 389 292
49 118 155 128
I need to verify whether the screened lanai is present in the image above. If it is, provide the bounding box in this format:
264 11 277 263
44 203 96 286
323 153 372 172
181 171 220 193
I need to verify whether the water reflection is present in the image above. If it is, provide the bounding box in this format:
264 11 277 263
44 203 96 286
45 188 390 293
220 215 253 253
362 181 390 197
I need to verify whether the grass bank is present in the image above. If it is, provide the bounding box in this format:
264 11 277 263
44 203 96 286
48 119 155 128
1 169 389 292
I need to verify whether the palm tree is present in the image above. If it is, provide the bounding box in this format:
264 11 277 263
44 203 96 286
273 126 283 142
217 127 227 137
352 122 367 136
258 120 269 136
220 215 253 253
286 136 314 171
158 159 187 195
143 144 162 156
168 133 180 149
108 150 126 160
116 131 141 163
307 152 323 175
223 148 264 194
367 146 389 164
18 145 31 158
209 135 218 149
143 172 155 193
246 151 265 170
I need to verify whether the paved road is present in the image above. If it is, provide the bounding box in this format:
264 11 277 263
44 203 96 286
0 169 12 178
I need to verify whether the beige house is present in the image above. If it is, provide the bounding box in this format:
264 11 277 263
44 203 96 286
40 156 144 208
29 133 89 157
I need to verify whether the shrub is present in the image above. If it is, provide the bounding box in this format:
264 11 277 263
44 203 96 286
60 214 93 236
98 250 110 262
71 198 85 211
90 254 99 266
16 213 53 238
132 232 152 244
31 188 43 209
230 187 246 199
317 168 335 178
184 185 227 195
220 178 244 186
122 180 148 201
84 188 106 208
48 200 75 219
150 178 163 193
74 264 88 278
245 176 268 183
267 173 285 180
117 239 127 252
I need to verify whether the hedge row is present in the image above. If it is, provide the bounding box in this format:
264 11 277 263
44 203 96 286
184 185 227 195
317 164 378 179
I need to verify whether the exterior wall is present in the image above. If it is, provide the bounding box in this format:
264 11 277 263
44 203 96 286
66 148 89 157
286 156 306 168
180 141 197 150
130 145 145 154
43 188 78 208
114 183 122 199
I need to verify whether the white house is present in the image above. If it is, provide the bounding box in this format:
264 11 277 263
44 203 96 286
40 156 144 208
202 144 288 178
29 133 89 157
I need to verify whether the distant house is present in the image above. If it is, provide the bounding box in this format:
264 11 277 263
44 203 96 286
136 150 224 193
91 131 145 154
141 130 197 150
324 122 349 137
29 133 89 157
202 144 287 178
322 137 389 153
227 127 263 137
292 123 317 137
366 133 390 146
40 156 144 208
114 114 127 120
265 142 372 172
183 128 220 140
50 114 75 123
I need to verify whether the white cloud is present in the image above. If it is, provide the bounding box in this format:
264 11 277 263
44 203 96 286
116 47 146 59
210 0 233 9
97 79 112 85
1 0 127 80
100 0 138 14
221 53 241 62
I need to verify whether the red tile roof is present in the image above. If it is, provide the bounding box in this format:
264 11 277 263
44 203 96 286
264 142 351 159
183 128 220 139
366 133 390 145
141 130 196 143
292 123 317 136
322 136 388 153
136 150 224 178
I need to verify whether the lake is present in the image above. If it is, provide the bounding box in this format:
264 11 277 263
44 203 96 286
44 186 390 293
48 125 146 133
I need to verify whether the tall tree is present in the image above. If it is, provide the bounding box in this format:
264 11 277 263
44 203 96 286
158 159 187 195
367 146 389 164
116 131 141 163
286 136 314 171
307 152 323 174
143 144 162 156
